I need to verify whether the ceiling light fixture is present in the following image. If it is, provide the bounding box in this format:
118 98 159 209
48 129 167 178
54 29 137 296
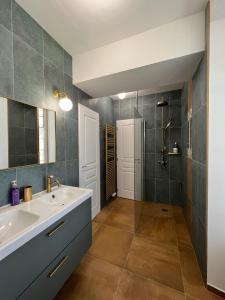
53 90 73 112
118 93 126 100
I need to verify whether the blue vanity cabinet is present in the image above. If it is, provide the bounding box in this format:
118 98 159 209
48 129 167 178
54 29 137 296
0 198 92 300
19 223 91 300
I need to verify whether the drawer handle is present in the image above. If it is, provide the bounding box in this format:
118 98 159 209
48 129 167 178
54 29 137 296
48 256 69 278
47 221 65 237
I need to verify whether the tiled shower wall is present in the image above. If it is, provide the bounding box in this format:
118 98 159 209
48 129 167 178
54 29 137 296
192 55 207 280
181 82 188 208
113 91 183 205
181 55 207 280
0 0 91 206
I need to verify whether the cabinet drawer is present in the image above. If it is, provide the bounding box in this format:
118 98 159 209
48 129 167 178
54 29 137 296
19 223 92 300
0 198 91 300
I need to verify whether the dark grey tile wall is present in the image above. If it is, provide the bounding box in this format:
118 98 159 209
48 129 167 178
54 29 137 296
181 83 188 208
0 0 91 206
191 55 207 280
113 97 137 122
0 23 13 98
113 91 183 205
79 96 114 208
181 55 207 280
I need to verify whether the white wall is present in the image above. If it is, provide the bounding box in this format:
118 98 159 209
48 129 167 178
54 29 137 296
74 12 205 84
207 0 225 292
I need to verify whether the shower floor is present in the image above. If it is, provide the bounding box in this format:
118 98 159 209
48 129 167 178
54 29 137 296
55 198 221 300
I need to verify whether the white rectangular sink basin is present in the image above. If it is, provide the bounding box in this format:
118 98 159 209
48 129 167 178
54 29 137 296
40 188 86 207
0 185 92 262
0 210 39 244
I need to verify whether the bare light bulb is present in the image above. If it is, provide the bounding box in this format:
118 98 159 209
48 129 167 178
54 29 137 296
118 93 126 100
59 97 73 111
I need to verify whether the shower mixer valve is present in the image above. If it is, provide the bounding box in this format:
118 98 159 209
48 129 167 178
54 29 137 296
158 156 168 168
156 99 175 169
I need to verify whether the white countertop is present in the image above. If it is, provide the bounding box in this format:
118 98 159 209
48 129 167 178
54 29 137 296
0 185 93 262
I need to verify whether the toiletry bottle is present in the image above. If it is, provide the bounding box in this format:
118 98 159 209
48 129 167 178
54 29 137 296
173 142 179 154
10 180 20 206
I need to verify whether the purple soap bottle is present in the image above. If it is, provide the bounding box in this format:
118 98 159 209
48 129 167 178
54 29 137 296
10 180 20 206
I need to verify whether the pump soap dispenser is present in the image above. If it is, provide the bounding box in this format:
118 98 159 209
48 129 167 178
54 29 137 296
10 180 20 206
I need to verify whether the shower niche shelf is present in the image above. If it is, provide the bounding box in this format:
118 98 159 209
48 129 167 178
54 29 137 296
168 152 181 155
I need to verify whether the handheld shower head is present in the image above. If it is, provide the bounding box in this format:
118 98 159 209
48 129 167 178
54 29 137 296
165 119 175 130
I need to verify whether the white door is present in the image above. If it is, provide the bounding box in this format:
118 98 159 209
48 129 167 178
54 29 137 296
117 119 135 200
78 104 100 219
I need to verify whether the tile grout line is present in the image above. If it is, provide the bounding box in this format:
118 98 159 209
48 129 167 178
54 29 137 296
91 199 136 299
113 231 135 300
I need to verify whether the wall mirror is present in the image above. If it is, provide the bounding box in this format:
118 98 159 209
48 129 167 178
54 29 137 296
0 97 56 170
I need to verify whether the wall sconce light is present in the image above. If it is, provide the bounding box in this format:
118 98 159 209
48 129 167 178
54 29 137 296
53 90 73 112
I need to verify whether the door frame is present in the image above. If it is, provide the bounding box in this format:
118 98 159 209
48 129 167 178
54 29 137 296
78 103 100 218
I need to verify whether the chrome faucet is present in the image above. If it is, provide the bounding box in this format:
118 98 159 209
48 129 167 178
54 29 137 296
47 175 61 193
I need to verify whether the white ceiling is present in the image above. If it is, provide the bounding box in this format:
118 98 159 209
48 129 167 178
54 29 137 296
76 52 203 98
17 0 207 55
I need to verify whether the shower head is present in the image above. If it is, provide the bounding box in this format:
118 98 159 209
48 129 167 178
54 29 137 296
165 119 175 130
157 100 168 107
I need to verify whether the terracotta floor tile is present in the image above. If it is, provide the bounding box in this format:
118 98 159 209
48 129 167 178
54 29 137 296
173 207 186 224
172 206 183 216
137 216 178 246
179 243 223 299
136 214 154 239
134 201 143 230
176 223 192 247
109 197 135 214
104 211 135 232
55 255 122 300
142 202 173 218
134 200 144 215
88 224 133 267
55 200 221 300
92 221 101 237
94 206 113 223
185 293 222 300
150 217 178 246
115 270 185 300
134 201 143 221
126 236 184 292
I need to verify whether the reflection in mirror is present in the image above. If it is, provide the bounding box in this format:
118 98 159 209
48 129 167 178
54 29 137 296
0 97 56 170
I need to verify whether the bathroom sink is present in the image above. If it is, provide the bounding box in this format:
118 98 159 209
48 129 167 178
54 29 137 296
0 185 92 261
0 210 40 244
40 188 86 207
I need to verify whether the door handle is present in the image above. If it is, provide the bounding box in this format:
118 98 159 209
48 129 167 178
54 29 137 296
82 165 88 168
